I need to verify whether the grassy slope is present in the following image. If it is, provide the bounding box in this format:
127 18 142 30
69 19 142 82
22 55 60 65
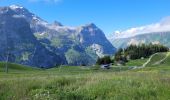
126 58 148 66
1 54 170 100
159 52 170 66
138 52 170 72
0 62 39 72
145 53 167 67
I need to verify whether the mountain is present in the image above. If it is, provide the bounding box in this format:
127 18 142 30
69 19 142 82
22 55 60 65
108 16 170 49
0 7 65 68
0 5 116 67
109 32 170 49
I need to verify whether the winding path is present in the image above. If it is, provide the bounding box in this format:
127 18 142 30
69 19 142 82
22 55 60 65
132 52 169 70
141 53 158 68
153 52 170 66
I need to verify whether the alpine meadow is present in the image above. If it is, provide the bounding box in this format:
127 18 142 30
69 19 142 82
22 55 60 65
1 0 170 100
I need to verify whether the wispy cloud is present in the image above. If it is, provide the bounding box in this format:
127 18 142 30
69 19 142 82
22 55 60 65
28 0 61 4
113 16 170 39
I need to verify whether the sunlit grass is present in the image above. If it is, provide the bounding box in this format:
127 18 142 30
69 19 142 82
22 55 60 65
126 58 148 66
1 52 170 100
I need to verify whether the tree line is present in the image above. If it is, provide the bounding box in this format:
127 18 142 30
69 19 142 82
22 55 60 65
96 56 114 65
115 44 169 62
96 44 169 65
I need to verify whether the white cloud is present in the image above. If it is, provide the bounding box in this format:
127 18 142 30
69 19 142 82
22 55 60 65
113 16 170 39
28 0 61 3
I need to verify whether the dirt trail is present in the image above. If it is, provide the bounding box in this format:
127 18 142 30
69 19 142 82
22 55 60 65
153 52 170 66
132 53 166 70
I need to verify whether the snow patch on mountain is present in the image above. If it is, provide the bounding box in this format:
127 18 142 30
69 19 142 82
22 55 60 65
9 5 23 10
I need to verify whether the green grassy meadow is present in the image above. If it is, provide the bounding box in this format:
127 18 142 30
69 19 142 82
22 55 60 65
1 52 170 100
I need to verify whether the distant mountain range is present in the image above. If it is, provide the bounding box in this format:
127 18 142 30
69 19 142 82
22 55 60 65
0 5 116 68
108 16 170 49
109 32 170 49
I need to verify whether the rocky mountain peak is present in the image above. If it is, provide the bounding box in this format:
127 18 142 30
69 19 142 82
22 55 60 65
82 23 97 28
86 23 96 27
0 6 18 15
0 5 117 67
9 5 24 10
77 23 99 34
53 21 63 26
8 5 46 24
9 5 30 16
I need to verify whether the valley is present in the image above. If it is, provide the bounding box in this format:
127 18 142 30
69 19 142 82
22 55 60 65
1 52 170 100
0 2 170 100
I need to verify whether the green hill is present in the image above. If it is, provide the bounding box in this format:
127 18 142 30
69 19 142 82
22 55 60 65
145 53 167 67
159 52 170 66
1 53 170 100
126 58 148 66
142 52 170 67
134 52 170 71
0 62 38 72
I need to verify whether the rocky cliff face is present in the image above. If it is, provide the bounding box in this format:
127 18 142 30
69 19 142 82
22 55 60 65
76 23 116 57
0 7 65 68
0 5 116 67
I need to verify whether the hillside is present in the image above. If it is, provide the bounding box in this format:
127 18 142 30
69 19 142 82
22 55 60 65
141 52 170 71
1 52 170 99
128 52 170 72
1 59 170 99
0 5 116 67
0 62 38 72
109 32 170 49
0 7 62 68
145 53 167 67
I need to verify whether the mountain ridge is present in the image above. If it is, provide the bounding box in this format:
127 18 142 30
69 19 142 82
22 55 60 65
109 31 170 49
0 5 116 67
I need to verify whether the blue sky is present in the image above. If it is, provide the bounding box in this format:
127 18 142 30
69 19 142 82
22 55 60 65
0 0 170 35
